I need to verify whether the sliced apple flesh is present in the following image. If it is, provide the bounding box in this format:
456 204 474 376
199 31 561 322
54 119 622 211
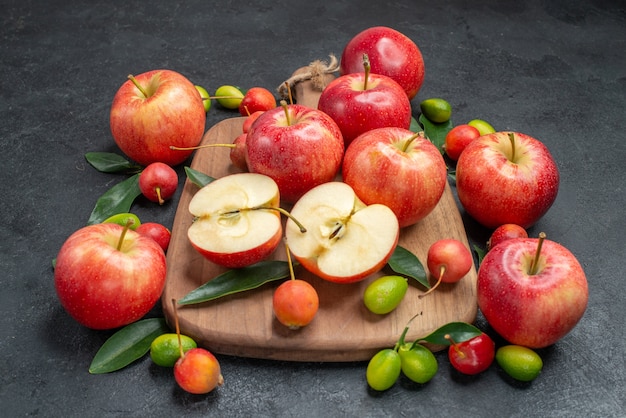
285 182 399 283
188 173 282 268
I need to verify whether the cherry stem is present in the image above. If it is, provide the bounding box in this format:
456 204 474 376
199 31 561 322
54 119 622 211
418 265 446 299
508 132 516 162
171 298 185 359
170 143 236 151
280 100 291 126
444 334 465 358
401 131 422 153
362 54 371 90
116 218 134 251
127 74 149 98
284 239 296 281
156 187 164 205
529 232 547 275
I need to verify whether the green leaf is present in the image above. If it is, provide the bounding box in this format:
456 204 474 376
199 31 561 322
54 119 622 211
89 318 170 374
185 166 216 188
409 116 422 133
473 244 486 266
419 114 453 154
416 322 483 347
85 152 141 173
178 260 292 305
87 173 142 225
387 245 429 289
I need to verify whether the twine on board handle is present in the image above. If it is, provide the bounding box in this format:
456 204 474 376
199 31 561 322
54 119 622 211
278 54 340 99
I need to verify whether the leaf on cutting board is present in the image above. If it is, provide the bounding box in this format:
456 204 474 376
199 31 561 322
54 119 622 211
85 152 142 173
185 166 216 188
89 318 170 374
415 321 483 347
419 114 453 154
87 173 142 225
178 260 293 305
387 245 429 289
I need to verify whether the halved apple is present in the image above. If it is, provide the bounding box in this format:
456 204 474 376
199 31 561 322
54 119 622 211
188 173 282 268
285 182 399 284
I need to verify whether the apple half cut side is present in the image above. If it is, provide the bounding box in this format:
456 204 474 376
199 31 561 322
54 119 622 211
187 173 283 268
285 182 400 284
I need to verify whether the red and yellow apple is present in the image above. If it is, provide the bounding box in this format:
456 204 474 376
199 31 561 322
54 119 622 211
477 234 588 348
187 173 283 268
285 182 399 284
245 103 344 203
54 223 167 330
342 127 447 227
340 26 425 100
318 65 411 146
456 131 560 229
110 69 206 166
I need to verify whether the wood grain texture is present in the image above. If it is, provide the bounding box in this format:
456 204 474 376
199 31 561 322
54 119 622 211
162 73 477 362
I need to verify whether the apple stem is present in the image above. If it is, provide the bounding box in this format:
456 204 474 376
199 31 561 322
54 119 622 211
280 100 291 126
116 218 134 251
170 143 236 151
171 298 185 359
362 54 371 90
528 232 547 275
508 132 516 162
444 334 465 358
127 74 149 98
284 81 294 105
401 131 422 153
418 265 445 299
284 239 296 281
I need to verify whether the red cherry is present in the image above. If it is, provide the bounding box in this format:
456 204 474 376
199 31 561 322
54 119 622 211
446 332 495 375
139 162 178 205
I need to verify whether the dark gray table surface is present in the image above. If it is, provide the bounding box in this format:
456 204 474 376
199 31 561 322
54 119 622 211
2 1 624 417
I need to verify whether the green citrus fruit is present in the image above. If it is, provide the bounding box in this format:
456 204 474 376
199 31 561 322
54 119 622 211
496 345 543 382
363 275 408 314
195 85 211 113
420 98 452 123
468 119 496 136
366 348 402 391
150 333 197 367
102 213 141 230
214 85 244 109
398 343 438 384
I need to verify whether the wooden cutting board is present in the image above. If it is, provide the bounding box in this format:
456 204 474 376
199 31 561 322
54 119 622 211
162 71 478 362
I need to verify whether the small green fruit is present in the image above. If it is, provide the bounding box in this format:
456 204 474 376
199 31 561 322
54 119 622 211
420 98 452 123
102 213 141 230
496 345 543 382
366 348 402 391
150 333 197 367
195 85 211 113
467 119 496 136
398 343 438 384
363 275 408 314
214 85 244 109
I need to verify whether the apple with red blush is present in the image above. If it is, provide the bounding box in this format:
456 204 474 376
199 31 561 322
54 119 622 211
456 132 560 229
477 232 588 348
342 127 447 227
54 222 166 330
340 26 425 99
110 69 206 166
318 55 411 146
245 102 344 203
